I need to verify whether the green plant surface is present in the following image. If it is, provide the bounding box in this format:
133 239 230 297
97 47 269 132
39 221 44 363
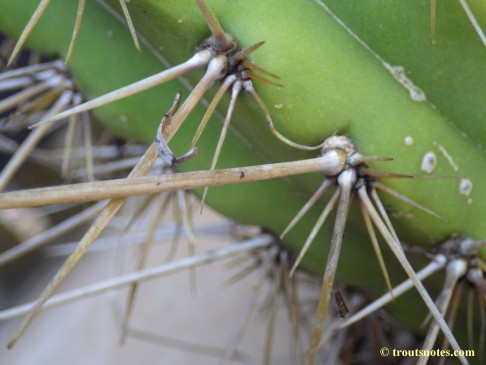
0 0 485 339
322 0 486 150
99 0 486 250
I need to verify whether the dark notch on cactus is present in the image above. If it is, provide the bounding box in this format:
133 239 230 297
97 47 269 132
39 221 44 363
334 290 349 318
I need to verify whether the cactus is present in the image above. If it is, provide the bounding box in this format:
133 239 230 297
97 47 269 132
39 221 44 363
0 0 485 363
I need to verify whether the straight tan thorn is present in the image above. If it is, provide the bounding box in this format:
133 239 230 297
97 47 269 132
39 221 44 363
243 60 280 79
418 259 467 365
160 55 228 140
7 0 51 67
233 41 265 62
31 50 212 128
360 200 395 299
375 182 446 221
247 72 283 88
357 186 467 365
289 188 340 277
190 75 236 148
65 0 86 63
281 179 334 239
307 169 356 365
200 80 243 211
0 236 272 323
0 152 346 209
118 0 141 51
195 0 234 51
334 255 446 331
7 142 159 349
459 0 486 48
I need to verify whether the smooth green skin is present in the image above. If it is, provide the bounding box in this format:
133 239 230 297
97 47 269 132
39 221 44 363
0 0 485 340
323 0 486 150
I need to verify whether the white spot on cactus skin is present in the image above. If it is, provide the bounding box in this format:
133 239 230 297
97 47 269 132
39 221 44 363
389 66 426 102
404 136 414 146
274 104 283 110
459 178 473 197
421 152 437 173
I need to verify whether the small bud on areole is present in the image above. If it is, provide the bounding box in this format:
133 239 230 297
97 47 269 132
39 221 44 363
321 135 358 158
